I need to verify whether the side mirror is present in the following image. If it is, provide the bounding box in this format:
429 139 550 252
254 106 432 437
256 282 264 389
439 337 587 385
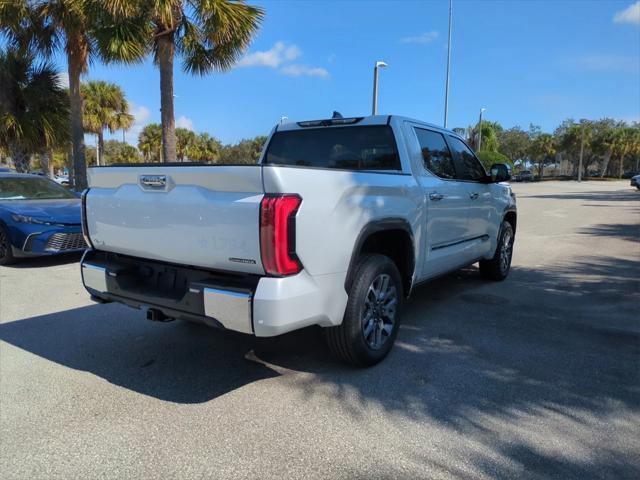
490 163 511 183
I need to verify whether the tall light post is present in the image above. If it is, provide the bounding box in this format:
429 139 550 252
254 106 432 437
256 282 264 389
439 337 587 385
477 107 486 151
372 61 387 115
443 0 452 128
578 123 585 182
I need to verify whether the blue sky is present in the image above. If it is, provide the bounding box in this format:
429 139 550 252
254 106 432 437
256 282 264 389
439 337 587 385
69 0 640 145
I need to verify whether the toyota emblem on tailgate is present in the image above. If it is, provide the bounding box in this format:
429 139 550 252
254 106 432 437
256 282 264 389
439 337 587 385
140 174 167 188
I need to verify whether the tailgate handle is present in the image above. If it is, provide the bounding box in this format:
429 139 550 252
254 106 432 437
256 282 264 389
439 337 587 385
139 175 168 190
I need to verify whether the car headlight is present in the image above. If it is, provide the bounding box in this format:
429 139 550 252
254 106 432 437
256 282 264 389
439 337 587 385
11 214 51 225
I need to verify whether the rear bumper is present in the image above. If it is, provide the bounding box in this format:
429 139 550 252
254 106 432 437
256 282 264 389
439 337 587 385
81 250 348 337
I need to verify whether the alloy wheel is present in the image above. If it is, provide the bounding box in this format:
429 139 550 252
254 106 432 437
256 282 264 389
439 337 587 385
361 273 398 350
500 230 513 274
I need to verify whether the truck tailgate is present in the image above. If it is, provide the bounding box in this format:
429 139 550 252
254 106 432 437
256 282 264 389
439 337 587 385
85 165 265 275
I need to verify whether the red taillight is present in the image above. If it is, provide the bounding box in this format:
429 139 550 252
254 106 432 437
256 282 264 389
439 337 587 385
260 194 302 276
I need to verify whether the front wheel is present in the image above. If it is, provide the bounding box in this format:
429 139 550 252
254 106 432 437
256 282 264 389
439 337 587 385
326 254 403 366
479 220 514 281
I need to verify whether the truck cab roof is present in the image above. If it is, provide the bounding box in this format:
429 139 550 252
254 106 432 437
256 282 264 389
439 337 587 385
276 114 463 139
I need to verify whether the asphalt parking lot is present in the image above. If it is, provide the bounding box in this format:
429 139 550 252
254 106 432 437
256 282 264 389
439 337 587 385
1 180 638 479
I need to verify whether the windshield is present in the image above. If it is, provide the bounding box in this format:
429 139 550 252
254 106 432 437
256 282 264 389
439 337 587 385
264 125 401 171
0 176 77 200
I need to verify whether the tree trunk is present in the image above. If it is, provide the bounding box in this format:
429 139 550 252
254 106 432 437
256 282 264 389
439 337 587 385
600 148 612 178
48 149 55 178
9 144 30 173
39 151 47 174
157 34 176 163
618 152 625 179
67 45 88 190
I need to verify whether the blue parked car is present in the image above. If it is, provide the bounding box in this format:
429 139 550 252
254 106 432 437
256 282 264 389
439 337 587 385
0 173 87 264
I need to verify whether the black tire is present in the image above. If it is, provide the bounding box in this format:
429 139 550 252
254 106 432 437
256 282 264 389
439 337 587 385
326 254 403 366
479 220 514 281
0 224 16 266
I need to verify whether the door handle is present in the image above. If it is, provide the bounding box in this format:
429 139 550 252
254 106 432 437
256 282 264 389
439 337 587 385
469 192 479 200
429 192 444 201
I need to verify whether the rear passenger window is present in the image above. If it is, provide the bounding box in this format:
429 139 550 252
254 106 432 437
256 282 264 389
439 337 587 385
447 136 487 181
414 128 456 179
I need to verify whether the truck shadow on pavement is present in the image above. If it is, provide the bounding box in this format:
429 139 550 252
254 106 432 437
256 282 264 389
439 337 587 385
0 304 279 403
1 254 638 478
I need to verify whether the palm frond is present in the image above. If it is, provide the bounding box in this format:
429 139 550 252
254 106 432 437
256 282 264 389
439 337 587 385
0 48 70 154
179 0 263 75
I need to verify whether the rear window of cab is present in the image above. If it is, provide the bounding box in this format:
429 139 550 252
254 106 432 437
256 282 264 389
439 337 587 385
263 125 401 171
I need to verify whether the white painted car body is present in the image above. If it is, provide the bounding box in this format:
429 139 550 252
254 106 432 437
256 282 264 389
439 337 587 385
81 115 516 337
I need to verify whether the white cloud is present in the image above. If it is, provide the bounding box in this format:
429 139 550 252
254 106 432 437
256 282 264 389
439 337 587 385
56 72 69 89
237 41 329 79
123 104 151 145
613 1 640 24
401 31 439 44
237 41 301 68
132 105 150 124
176 115 194 131
280 64 329 78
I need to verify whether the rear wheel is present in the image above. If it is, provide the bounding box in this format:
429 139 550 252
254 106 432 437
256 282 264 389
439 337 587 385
0 224 15 266
479 220 514 281
326 254 403 366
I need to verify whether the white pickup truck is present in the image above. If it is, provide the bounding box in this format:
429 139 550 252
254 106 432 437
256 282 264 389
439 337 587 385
81 115 516 366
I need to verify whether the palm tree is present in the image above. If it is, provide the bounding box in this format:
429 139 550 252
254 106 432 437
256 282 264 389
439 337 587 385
175 127 196 161
106 1 263 163
0 1 147 188
0 49 69 173
617 126 640 178
592 120 623 177
138 123 163 162
528 133 556 178
187 132 222 162
82 80 133 166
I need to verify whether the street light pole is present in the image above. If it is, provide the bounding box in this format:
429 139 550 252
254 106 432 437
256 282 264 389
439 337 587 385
477 108 486 151
578 124 585 182
372 61 387 115
95 134 100 167
444 0 452 128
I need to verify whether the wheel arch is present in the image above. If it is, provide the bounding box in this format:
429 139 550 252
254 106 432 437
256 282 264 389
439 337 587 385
503 208 517 234
345 218 416 297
